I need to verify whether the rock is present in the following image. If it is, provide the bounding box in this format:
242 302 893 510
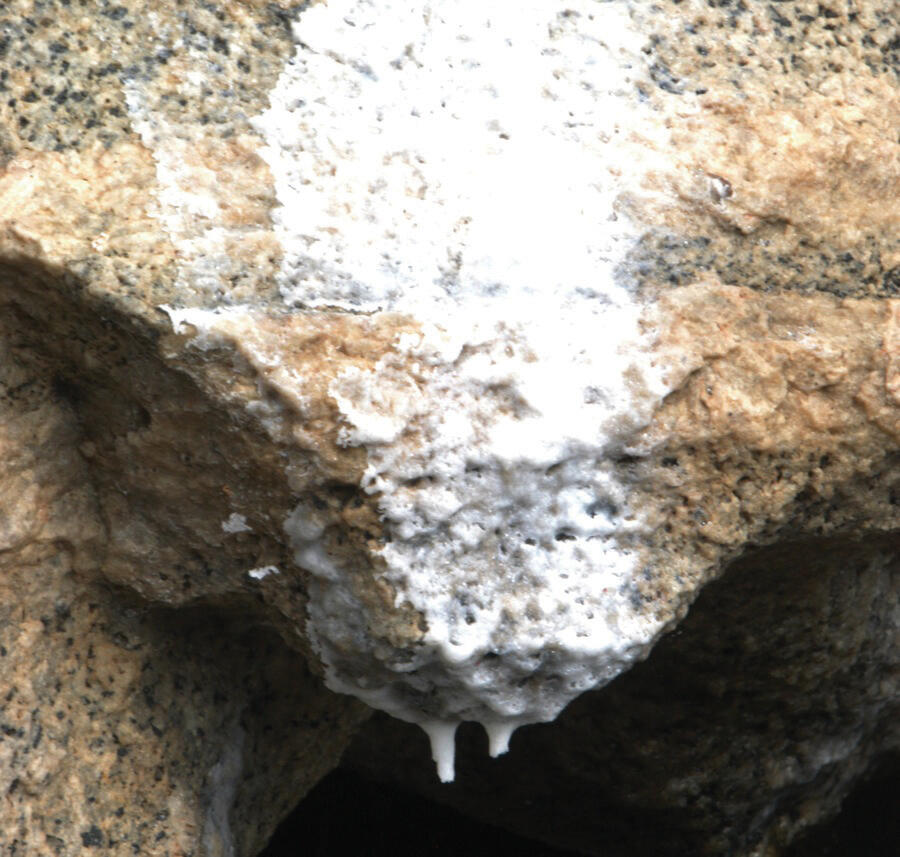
0 0 897 855
0 310 367 854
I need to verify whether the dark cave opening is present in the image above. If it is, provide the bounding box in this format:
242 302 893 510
260 754 899 857
259 766 584 857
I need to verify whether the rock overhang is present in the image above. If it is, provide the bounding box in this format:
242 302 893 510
0 0 896 808
0 0 898 853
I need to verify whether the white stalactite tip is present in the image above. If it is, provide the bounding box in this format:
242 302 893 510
422 721 460 784
484 721 516 759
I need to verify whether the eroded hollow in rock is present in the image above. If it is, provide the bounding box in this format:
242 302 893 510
259 767 583 857
259 757 900 857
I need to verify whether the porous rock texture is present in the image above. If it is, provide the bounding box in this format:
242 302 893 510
0 0 897 855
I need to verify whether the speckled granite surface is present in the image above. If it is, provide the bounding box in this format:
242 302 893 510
0 1 897 855
0 306 367 856
0 0 305 320
0 0 896 317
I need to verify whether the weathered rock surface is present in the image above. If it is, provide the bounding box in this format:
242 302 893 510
0 306 368 854
0 0 897 855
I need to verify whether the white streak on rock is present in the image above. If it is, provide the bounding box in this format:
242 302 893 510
261 0 686 780
202 722 244 857
222 513 253 534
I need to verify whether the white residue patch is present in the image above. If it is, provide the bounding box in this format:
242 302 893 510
262 0 682 780
222 513 253 534
156 303 255 350
247 565 279 581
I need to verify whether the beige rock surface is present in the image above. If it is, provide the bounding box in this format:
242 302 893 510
0 0 897 855
0 305 367 855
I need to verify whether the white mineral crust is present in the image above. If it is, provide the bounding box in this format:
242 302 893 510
257 0 683 780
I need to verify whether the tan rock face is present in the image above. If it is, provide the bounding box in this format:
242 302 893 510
0 296 368 856
629 284 900 594
0 0 897 854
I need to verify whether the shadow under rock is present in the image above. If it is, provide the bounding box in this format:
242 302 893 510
259 766 586 857
330 536 899 857
784 753 900 857
261 752 900 857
